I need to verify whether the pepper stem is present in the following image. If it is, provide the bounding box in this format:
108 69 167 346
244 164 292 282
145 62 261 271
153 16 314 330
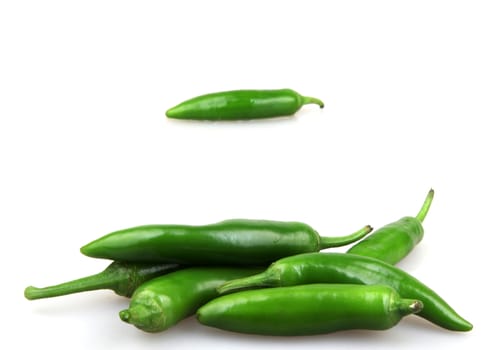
415 188 435 223
397 299 424 316
24 271 114 300
24 262 180 300
217 271 278 295
319 225 373 250
302 96 324 108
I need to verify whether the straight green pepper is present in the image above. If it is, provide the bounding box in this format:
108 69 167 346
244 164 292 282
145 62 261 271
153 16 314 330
198 284 423 336
80 219 371 265
166 89 324 121
218 252 472 332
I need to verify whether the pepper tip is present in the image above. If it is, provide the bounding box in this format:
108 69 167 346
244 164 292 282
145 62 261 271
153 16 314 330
119 309 131 323
24 286 36 300
165 107 179 119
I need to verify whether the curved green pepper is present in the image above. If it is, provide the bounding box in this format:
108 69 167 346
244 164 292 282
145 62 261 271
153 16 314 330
80 219 372 265
218 252 472 332
347 189 435 264
120 267 262 333
24 262 180 300
198 284 422 336
165 89 324 121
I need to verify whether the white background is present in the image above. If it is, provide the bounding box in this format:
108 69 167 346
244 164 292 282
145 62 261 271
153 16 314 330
1 1 491 349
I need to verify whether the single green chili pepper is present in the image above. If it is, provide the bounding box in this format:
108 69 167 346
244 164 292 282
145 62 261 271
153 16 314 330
165 89 324 121
80 219 372 265
346 189 435 264
120 267 262 333
24 262 180 300
198 284 423 336
218 252 472 332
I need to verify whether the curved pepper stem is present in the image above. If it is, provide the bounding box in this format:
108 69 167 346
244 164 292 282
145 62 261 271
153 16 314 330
25 271 116 300
24 262 179 300
302 96 324 108
415 188 435 223
319 225 373 250
217 270 278 295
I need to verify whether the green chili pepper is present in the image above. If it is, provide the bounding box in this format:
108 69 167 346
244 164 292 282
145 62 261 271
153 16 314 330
165 89 324 121
119 267 262 333
346 189 435 264
198 284 423 336
24 262 180 300
218 252 472 332
80 219 372 265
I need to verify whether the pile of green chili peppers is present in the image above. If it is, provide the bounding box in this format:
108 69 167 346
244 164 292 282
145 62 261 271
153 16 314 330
25 186 473 336
25 89 472 337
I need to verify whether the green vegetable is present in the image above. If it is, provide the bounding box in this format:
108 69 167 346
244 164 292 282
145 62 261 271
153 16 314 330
24 262 180 300
218 252 472 332
165 89 324 121
120 267 262 333
80 219 372 265
198 284 423 336
347 189 435 264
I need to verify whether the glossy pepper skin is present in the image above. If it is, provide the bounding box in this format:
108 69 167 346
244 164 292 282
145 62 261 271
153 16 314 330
80 219 372 265
347 189 435 264
24 262 180 300
218 252 472 332
119 267 262 333
198 284 423 336
165 89 324 121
